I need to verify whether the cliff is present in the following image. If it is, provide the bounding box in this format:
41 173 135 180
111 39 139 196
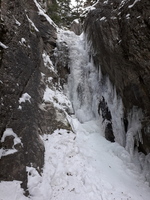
0 0 70 192
84 0 150 154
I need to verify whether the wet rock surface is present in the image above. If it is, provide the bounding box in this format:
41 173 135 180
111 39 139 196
84 0 150 153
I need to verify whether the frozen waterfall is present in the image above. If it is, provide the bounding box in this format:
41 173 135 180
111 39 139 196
57 29 132 146
57 29 150 183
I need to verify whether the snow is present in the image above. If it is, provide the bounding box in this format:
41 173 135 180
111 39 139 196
126 14 130 17
1 129 20 146
128 0 140 8
119 0 128 9
42 51 55 72
47 77 53 82
33 0 57 28
111 16 117 20
21 38 26 44
26 14 39 32
71 0 86 7
73 19 80 24
0 41 8 49
18 105 22 110
19 93 31 104
126 14 130 19
100 16 106 21
0 148 18 158
0 181 28 200
41 49 73 112
104 0 109 4
15 19 21 26
0 128 23 158
19 38 26 46
14 16 21 26
43 86 72 111
80 5 96 19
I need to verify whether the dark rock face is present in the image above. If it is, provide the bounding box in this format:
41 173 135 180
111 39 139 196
54 39 70 87
0 0 70 193
70 19 82 35
98 96 115 142
84 0 150 153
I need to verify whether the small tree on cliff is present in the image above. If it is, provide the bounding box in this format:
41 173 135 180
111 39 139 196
70 0 85 19
47 0 97 27
84 0 97 6
47 0 71 27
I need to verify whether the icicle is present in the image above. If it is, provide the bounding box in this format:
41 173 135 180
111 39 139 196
125 107 143 155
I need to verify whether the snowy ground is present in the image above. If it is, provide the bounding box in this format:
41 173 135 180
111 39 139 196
1 117 150 200
1 25 150 200
39 118 150 200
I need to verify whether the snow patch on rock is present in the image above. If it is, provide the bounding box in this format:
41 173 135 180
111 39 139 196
0 128 23 158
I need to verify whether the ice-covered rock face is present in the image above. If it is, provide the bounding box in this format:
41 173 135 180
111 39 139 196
84 0 150 154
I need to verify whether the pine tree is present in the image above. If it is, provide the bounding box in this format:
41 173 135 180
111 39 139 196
46 0 97 28
84 0 97 6
47 0 71 27
59 0 72 26
47 0 60 25
71 0 84 19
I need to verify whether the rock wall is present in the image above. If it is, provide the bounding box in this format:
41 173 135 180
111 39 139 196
70 19 82 35
84 0 150 154
0 0 70 193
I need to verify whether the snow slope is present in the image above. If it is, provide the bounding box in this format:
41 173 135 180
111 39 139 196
1 29 150 200
39 117 150 200
1 118 150 200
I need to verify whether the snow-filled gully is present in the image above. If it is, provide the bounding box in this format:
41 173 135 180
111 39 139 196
1 30 150 200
